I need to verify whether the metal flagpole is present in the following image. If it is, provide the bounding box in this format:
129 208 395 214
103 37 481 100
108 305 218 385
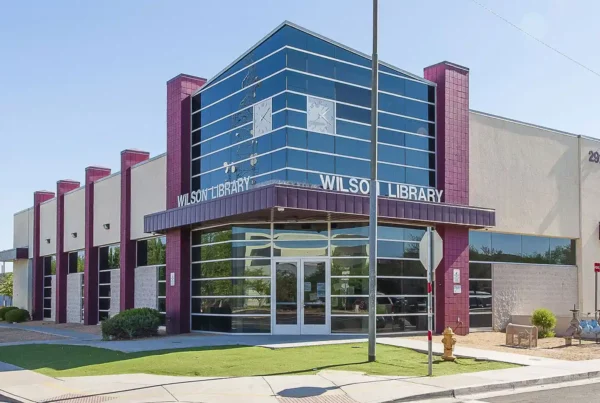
368 0 379 363
427 227 434 376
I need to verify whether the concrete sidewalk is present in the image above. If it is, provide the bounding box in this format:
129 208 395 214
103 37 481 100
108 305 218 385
1 359 600 403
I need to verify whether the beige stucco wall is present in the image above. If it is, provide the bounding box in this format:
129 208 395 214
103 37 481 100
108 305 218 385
93 173 121 247
131 155 166 240
578 136 600 313
12 259 31 311
39 199 57 256
13 208 32 249
492 263 577 331
469 112 580 238
64 188 85 252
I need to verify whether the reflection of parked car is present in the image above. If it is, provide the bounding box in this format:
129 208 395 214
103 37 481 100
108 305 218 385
376 293 409 329
469 291 491 309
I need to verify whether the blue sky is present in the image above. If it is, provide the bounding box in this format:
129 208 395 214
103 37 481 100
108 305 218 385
1 0 598 271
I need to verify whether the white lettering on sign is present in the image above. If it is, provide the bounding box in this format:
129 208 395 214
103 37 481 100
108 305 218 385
177 177 251 207
319 174 443 203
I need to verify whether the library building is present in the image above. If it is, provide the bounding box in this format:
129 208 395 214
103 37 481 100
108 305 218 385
1 22 595 336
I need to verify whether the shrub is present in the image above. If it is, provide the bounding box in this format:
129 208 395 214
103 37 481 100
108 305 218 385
0 306 18 321
4 308 30 323
532 308 557 338
101 308 161 340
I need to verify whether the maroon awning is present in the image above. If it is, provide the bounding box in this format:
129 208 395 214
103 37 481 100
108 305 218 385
144 184 495 233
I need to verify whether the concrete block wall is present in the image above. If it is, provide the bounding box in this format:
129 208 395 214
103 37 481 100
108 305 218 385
492 263 577 331
134 266 158 309
67 273 83 323
12 259 31 311
109 269 120 317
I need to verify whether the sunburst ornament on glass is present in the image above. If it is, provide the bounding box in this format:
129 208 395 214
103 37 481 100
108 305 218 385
253 98 272 137
307 96 334 134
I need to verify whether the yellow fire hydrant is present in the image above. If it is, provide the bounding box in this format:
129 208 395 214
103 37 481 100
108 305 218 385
442 327 457 361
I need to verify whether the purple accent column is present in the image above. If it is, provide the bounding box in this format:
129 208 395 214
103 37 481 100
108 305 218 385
424 62 471 335
120 149 150 311
32 191 55 320
84 167 111 325
55 180 80 323
165 74 206 334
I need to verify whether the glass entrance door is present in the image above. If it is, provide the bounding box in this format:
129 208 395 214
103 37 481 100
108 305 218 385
272 258 330 335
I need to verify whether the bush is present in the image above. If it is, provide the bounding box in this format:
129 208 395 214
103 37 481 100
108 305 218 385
0 306 18 321
532 308 557 338
101 308 161 340
4 308 30 323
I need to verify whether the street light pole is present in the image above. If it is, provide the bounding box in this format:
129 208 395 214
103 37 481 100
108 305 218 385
368 0 379 363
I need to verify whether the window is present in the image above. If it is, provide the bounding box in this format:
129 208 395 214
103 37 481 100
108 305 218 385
98 244 119 321
469 263 492 328
137 237 166 267
68 250 85 274
43 255 56 319
469 231 575 265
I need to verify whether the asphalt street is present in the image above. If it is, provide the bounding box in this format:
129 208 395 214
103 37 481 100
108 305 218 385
455 381 600 403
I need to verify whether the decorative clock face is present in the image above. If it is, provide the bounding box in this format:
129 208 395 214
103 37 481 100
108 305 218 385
253 98 272 137
307 96 334 134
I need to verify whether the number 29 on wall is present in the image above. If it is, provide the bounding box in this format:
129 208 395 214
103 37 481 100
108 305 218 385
589 151 600 163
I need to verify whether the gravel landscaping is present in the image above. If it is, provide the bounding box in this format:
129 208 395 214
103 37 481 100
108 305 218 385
410 331 600 361
17 321 102 336
0 328 66 343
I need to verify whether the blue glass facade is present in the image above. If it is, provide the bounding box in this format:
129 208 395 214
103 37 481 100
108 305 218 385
190 24 436 197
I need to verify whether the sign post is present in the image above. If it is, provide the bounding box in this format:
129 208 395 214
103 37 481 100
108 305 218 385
595 263 600 320
419 229 443 376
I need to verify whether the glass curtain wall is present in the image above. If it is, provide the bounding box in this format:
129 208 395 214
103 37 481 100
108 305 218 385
191 222 429 334
468 231 576 329
191 25 436 197
43 255 56 319
136 236 167 325
68 250 85 322
98 244 119 321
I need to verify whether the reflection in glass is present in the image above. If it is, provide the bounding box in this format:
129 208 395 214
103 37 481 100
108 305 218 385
331 223 369 239
273 241 328 257
191 297 270 315
331 296 368 314
191 315 270 333
276 262 298 325
331 258 368 276
376 314 428 333
274 223 328 240
331 240 368 257
194 278 270 297
332 278 368 296
303 261 326 325
193 259 271 279
331 316 369 333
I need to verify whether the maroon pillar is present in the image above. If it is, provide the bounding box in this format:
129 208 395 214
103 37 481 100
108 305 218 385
424 62 471 335
32 191 55 320
55 180 80 323
165 74 206 334
120 149 150 311
84 166 111 325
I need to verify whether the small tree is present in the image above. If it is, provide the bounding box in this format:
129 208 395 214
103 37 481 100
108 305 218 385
0 273 13 298
532 308 557 338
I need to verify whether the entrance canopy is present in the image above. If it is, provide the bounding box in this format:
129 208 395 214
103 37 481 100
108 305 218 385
145 184 495 233
0 247 28 262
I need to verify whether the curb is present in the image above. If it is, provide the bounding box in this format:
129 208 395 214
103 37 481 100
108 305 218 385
387 369 600 402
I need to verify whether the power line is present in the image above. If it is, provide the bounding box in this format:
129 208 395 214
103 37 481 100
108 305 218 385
469 0 600 78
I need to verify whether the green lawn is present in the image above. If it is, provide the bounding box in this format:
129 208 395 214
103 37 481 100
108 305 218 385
0 343 517 378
